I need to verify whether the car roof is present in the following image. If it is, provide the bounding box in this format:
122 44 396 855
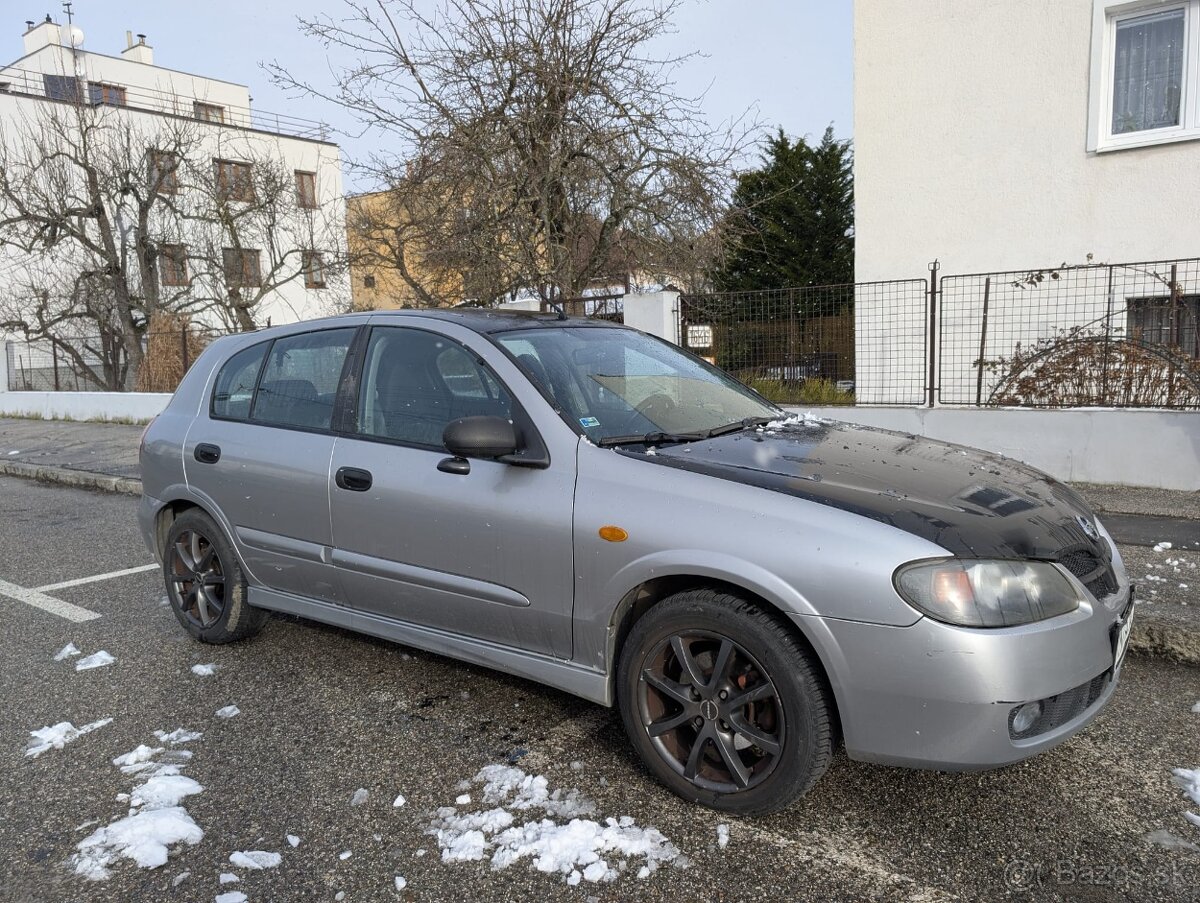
330 307 628 336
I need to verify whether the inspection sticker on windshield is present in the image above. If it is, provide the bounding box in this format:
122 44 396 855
579 417 600 428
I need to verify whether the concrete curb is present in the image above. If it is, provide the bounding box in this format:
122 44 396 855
0 460 142 495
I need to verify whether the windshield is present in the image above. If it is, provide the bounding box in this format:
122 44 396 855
494 326 782 444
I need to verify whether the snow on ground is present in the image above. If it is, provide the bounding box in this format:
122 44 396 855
393 794 407 808
1191 702 1200 714
717 824 729 849
219 872 240 884
351 788 369 806
215 705 240 719
215 892 248 903
339 850 353 860
395 875 407 890
54 642 81 660
153 727 203 745
70 732 205 880
190 664 217 677
1153 542 1174 553
426 764 682 884
75 651 116 671
287 834 301 847
25 718 113 758
229 850 282 870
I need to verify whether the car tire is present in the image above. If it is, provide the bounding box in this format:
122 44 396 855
617 588 834 815
162 508 267 644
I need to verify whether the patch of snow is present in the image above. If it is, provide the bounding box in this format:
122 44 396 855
755 411 829 434
415 849 426 857
427 764 680 884
455 794 472 805
153 728 203 745
76 819 100 832
335 893 345 902
75 651 116 671
339 850 353 860
219 872 240 884
716 823 729 849
229 850 281 870
25 718 112 758
1191 701 1200 714
130 775 203 811
7 449 20 455
72 808 203 879
215 705 240 719
54 642 81 660
1153 542 1174 552
1145 829 1200 851
395 875 407 890
287 834 300 847
569 761 583 771
113 745 164 771
351 788 369 806
215 893 248 903
190 664 217 677
172 870 190 886
393 794 406 808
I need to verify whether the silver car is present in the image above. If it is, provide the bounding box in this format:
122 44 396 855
138 310 1134 814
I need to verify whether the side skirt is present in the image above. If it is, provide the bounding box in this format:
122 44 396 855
248 586 611 706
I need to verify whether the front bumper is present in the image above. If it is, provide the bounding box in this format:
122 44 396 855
797 584 1131 770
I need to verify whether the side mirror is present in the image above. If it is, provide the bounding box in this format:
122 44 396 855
442 415 518 459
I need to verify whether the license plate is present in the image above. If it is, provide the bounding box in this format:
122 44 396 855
1113 605 1134 669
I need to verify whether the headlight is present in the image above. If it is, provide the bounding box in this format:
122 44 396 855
894 559 1083 628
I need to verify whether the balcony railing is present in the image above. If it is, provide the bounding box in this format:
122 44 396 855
0 65 332 142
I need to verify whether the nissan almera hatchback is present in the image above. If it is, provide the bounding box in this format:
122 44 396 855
139 309 1134 814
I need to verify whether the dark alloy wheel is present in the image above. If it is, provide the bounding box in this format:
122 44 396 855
639 631 784 792
162 508 268 644
167 528 227 629
618 589 834 815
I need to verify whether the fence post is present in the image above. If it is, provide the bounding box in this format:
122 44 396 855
0 340 9 394
927 260 940 407
974 276 990 406
52 342 60 392
180 323 190 374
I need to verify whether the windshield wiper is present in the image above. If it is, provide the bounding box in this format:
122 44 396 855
597 430 710 448
704 416 777 437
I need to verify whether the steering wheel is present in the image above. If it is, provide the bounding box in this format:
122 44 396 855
634 393 677 424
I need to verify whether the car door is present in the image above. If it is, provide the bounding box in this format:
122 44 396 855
184 326 358 604
327 321 576 658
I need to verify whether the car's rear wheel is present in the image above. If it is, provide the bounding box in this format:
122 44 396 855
163 508 267 644
617 589 834 815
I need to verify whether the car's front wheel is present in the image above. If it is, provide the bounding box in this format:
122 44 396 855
163 508 267 644
617 589 834 815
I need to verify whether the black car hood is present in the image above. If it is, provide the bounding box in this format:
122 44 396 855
629 418 1106 561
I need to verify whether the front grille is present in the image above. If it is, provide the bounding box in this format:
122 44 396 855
1008 670 1110 740
1057 547 1118 599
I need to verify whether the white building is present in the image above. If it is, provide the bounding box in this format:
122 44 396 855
0 16 348 332
853 0 1200 404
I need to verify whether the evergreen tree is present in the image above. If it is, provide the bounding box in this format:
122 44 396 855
713 127 854 294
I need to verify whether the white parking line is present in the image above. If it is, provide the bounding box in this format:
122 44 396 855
35 564 159 592
0 577 102 623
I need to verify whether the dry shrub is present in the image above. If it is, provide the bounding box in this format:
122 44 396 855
136 315 211 393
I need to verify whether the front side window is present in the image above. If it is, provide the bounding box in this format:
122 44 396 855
211 342 267 420
355 327 512 447
252 329 355 430
494 326 781 443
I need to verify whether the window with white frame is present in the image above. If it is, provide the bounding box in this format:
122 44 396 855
1091 1 1200 150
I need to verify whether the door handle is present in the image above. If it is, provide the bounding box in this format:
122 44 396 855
194 443 221 464
335 466 373 492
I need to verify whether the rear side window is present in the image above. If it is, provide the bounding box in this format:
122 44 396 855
251 328 355 431
211 342 267 420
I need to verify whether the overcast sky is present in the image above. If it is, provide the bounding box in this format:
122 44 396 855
29 0 851 188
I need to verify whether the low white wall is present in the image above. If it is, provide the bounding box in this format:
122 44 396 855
795 407 1200 491
0 391 170 422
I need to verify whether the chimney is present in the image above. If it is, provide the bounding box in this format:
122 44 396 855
121 31 153 65
22 15 63 54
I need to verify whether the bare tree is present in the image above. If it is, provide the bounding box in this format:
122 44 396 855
273 0 747 306
0 100 347 387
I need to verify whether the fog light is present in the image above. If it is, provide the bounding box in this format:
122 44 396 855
1012 701 1044 734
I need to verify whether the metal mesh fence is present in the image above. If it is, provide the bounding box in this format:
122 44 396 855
679 280 929 405
938 258 1200 408
5 325 235 393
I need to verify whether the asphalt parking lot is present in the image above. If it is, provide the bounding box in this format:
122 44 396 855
2 474 1200 902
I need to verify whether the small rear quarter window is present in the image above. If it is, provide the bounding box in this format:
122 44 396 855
211 342 267 420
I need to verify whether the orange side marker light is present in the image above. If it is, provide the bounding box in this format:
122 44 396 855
598 525 628 543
